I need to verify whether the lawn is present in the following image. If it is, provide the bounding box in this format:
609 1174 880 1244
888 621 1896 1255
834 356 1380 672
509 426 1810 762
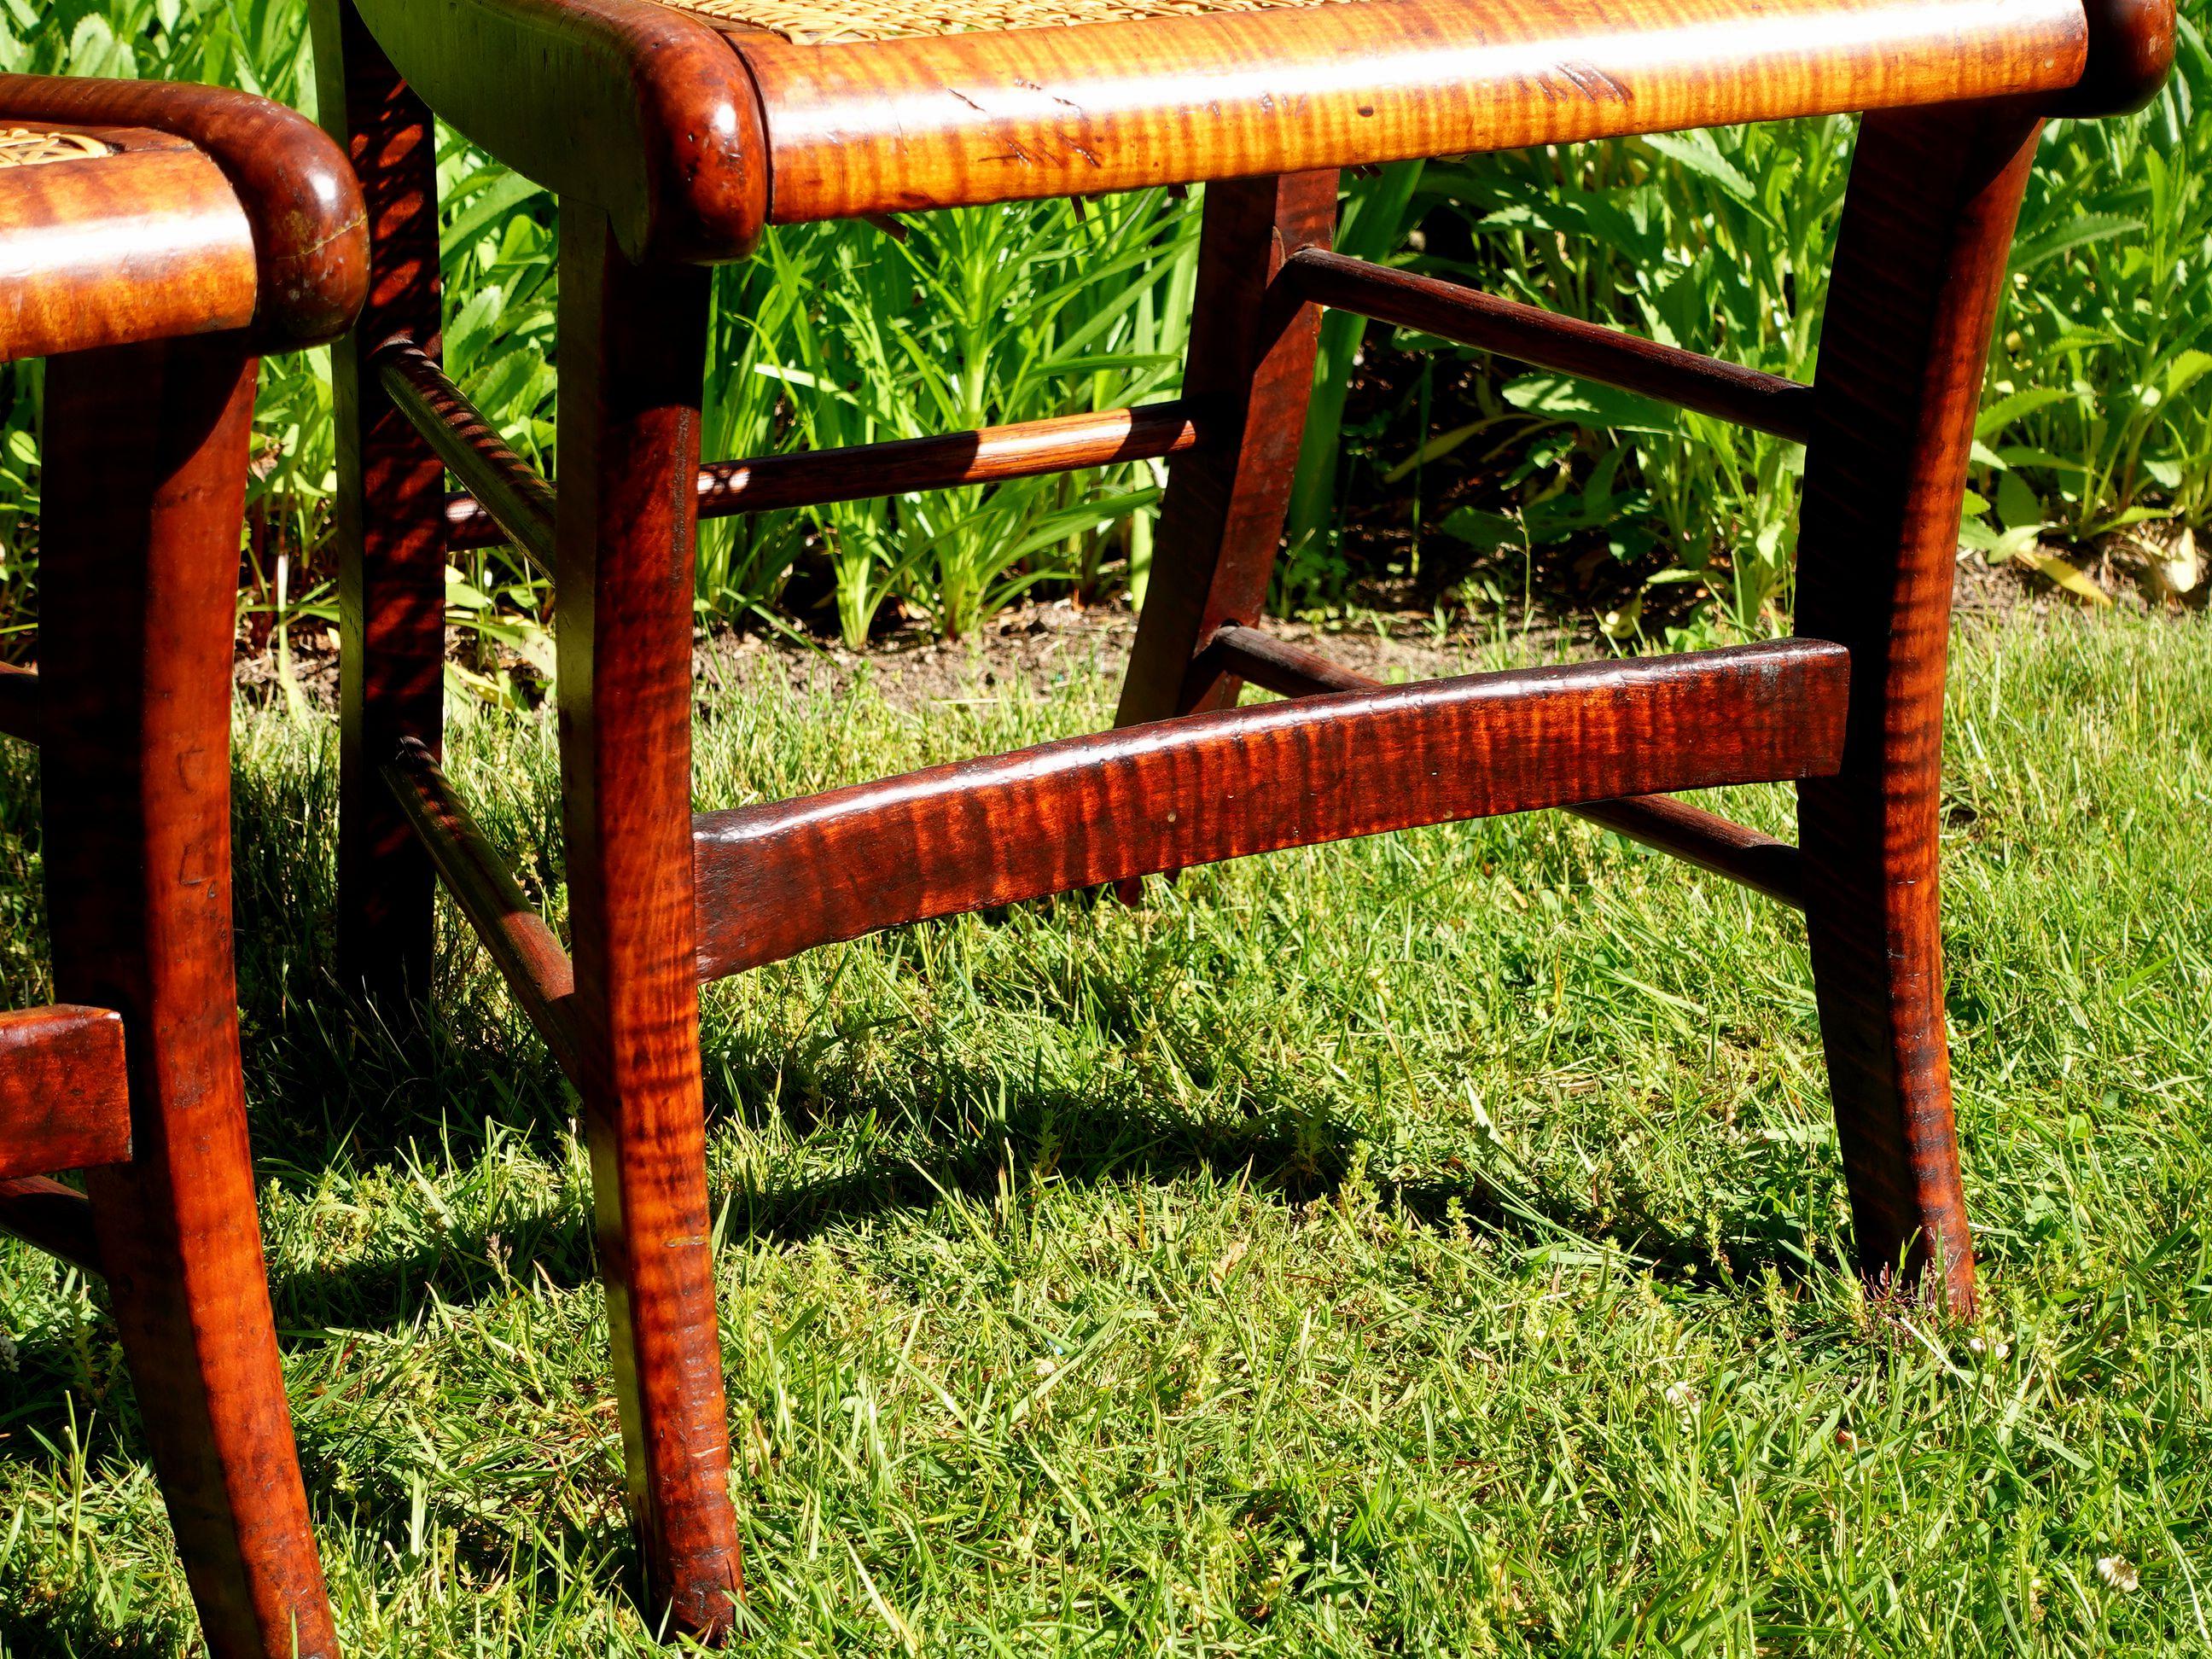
3 608 2209 1656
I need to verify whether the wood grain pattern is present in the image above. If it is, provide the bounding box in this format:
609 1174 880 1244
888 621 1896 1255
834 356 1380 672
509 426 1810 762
380 336 557 569
384 736 583 1081
442 395 1210 550
733 0 2087 221
1203 624 1809 906
350 0 765 260
1792 102 2045 1315
316 0 450 1010
696 638 1848 979
0 661 35 742
0 1004 131 1181
557 204 745 1639
1284 248 1816 444
0 73 367 352
2057 0 2174 114
0 127 258 364
0 1173 102 1275
1118 172 1334 729
41 333 336 1659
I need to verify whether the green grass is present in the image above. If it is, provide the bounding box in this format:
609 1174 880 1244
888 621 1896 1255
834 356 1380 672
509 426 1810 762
3 608 2211 1655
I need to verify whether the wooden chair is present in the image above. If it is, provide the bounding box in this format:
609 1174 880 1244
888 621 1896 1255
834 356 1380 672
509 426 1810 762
312 0 2173 1636
0 74 364 1659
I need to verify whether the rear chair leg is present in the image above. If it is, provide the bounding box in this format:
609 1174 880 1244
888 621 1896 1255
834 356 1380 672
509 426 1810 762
1116 171 1337 729
40 335 338 1659
556 202 744 1640
312 0 447 1011
1795 102 2044 1315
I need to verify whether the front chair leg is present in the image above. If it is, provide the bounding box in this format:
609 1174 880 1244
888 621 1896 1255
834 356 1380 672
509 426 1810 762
39 335 338 1659
1795 102 2044 1316
1115 171 1337 729
556 202 744 1639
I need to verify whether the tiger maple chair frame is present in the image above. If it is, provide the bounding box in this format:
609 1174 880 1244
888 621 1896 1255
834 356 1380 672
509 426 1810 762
0 74 366 1659
314 0 2172 1636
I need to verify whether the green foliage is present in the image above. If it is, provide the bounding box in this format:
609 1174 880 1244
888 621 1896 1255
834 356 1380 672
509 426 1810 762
5 0 2212 652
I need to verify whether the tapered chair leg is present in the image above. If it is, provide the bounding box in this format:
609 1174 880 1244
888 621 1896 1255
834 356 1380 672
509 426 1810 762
556 203 744 1640
1795 102 2045 1316
312 0 447 1011
38 335 339 1659
1115 171 1336 728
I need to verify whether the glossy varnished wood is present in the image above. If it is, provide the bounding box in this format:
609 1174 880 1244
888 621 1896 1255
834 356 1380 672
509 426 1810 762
348 0 765 260
0 660 36 742
0 1174 102 1274
1203 624 1810 906
380 336 558 568
733 0 2086 222
1118 172 1334 727
449 396 1214 547
557 203 745 1637
0 73 367 352
1792 103 2043 1314
695 638 1848 978
0 127 259 364
40 334 337 1658
1284 249 1816 445
314 0 450 1009
383 736 583 1080
0 1004 131 1180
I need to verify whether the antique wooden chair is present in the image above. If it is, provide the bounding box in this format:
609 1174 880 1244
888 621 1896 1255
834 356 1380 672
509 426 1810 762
313 0 2172 1635
0 74 364 1659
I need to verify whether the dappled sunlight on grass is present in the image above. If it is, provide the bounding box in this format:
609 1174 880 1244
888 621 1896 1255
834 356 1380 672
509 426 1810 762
2 612 2209 1653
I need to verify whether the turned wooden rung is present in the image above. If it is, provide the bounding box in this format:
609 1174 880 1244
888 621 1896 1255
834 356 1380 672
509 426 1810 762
0 1004 131 1183
440 399 1215 551
0 662 36 745
1206 625 1809 907
382 737 583 1084
377 336 558 569
1282 249 1815 445
692 638 1843 978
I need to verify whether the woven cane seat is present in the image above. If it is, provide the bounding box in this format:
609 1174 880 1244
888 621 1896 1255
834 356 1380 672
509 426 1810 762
663 0 1350 46
0 128 115 167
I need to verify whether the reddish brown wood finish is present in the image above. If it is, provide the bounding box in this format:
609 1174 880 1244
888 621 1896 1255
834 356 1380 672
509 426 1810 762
556 204 745 1638
0 1174 102 1275
0 73 368 352
1793 103 2042 1314
348 0 766 260
0 660 36 742
379 337 558 569
1283 249 1816 445
314 0 450 1010
0 1004 131 1180
1117 172 1334 728
40 334 336 1658
695 639 1847 978
2056 0 2176 113
0 126 258 365
383 736 584 1081
1204 625 1810 907
731 0 2086 222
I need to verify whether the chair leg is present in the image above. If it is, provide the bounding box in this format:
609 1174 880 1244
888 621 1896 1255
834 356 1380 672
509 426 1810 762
38 335 338 1659
312 0 446 1010
556 202 743 1641
1115 171 1337 729
1795 102 2044 1316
